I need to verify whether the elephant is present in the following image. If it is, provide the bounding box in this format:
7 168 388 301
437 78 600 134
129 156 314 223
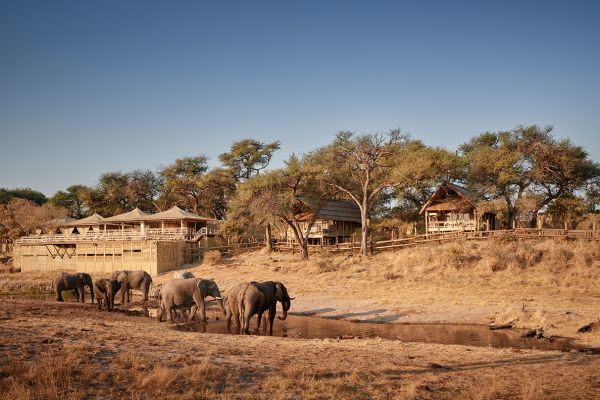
172 270 195 279
157 278 225 323
111 270 152 303
52 272 94 303
93 278 121 311
230 281 293 335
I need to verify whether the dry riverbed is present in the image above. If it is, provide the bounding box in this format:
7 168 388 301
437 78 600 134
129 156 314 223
1 239 600 398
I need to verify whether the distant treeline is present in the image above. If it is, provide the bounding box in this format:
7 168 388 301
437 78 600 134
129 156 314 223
1 125 599 258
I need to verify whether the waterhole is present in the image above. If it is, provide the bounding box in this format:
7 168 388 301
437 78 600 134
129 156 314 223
5 292 597 353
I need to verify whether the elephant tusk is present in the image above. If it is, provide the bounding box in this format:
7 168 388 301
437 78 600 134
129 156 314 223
214 296 223 300
289 297 296 300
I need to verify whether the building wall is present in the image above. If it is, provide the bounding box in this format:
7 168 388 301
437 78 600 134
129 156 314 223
13 240 197 276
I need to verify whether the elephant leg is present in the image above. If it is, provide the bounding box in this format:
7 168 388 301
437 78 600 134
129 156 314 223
57 290 64 302
192 293 206 322
96 297 102 310
74 289 80 302
268 307 276 335
256 312 264 332
142 282 149 301
189 305 198 321
79 287 85 303
157 304 164 322
104 294 110 311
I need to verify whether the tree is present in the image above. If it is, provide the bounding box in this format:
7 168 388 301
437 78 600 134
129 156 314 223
0 187 48 205
0 198 67 241
393 141 465 215
49 185 91 219
225 155 329 260
547 194 588 229
125 169 163 212
460 125 600 228
311 130 408 256
219 139 281 182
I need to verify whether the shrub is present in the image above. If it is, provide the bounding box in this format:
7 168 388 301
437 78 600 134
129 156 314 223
384 272 400 280
202 250 222 266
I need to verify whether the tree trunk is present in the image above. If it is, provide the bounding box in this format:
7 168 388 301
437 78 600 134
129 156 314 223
300 239 309 261
265 224 273 252
359 203 369 256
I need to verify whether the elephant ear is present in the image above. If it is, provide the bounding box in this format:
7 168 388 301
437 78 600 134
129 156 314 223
197 279 208 297
275 282 284 301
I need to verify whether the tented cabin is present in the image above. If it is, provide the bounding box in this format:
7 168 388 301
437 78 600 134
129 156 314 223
420 182 496 234
289 200 362 245
13 206 220 276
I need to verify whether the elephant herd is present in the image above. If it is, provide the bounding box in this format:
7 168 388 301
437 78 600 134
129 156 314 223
158 271 294 335
52 270 152 311
51 269 294 335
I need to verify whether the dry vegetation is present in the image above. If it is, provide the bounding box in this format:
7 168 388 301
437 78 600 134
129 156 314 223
1 299 600 399
2 238 600 398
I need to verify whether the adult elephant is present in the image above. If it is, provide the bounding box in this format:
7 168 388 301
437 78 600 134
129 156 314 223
111 270 152 303
172 270 195 279
52 272 94 303
157 278 225 323
93 278 121 311
236 281 293 335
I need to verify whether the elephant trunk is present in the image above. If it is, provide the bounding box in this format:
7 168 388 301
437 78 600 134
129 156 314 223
89 283 94 303
277 300 290 320
216 297 226 315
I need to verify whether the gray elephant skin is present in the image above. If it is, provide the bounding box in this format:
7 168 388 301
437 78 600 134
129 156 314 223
52 272 94 303
226 281 292 335
172 270 195 279
93 278 121 311
157 278 225 323
111 270 153 303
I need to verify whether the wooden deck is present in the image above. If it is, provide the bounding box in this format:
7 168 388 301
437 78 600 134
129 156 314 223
15 227 217 245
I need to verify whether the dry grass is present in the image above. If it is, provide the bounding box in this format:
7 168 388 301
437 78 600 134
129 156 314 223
202 250 222 266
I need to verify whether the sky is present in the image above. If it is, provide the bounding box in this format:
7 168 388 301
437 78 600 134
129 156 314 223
1 0 599 197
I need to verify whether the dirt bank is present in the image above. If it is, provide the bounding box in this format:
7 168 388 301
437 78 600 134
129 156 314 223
3 239 600 347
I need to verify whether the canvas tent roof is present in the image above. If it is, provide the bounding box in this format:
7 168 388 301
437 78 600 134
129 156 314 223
297 200 362 224
419 182 479 214
61 213 105 227
143 206 214 222
101 208 150 223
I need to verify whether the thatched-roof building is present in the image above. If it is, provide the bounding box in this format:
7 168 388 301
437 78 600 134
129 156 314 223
420 182 495 233
290 200 361 244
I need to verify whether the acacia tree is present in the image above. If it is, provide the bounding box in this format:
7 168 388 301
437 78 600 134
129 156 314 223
218 139 281 182
225 155 329 260
311 130 408 256
460 125 600 228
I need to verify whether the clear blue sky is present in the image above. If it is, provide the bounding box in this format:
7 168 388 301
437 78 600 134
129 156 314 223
1 0 599 196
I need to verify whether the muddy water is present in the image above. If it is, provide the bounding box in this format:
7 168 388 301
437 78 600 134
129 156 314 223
5 292 595 353
173 310 584 352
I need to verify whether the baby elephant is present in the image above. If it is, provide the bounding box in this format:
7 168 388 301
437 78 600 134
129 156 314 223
93 278 121 311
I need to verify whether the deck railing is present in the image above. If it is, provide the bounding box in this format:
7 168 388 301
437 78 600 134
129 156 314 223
427 220 477 232
15 227 199 244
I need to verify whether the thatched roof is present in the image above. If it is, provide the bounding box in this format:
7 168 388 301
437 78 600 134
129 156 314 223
144 206 214 222
419 182 479 214
297 200 361 223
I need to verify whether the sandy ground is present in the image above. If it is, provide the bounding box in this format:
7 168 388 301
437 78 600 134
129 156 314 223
1 298 599 399
2 240 600 398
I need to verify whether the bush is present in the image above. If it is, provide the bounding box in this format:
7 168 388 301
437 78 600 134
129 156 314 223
202 250 222 266
384 272 400 280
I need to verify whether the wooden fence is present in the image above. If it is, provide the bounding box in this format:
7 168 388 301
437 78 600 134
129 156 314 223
204 228 600 257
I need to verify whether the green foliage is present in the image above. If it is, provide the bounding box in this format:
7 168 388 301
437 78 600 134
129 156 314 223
218 139 280 182
49 185 91 219
0 187 48 205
